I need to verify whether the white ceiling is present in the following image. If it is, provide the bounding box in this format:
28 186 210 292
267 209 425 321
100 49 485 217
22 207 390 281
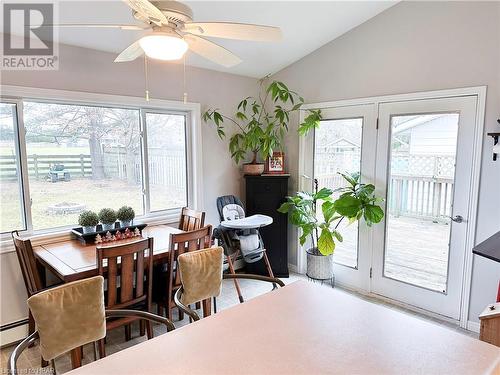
16 1 397 78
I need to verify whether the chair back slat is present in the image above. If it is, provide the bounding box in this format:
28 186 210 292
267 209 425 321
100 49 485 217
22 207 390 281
178 207 205 232
168 225 212 297
136 251 144 297
97 238 153 310
120 253 135 302
11 231 43 297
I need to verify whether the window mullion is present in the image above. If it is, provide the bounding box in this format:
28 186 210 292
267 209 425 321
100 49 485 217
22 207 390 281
140 109 151 216
15 99 33 233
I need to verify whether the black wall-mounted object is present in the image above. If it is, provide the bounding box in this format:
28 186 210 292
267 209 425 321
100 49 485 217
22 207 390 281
487 119 500 161
244 174 289 277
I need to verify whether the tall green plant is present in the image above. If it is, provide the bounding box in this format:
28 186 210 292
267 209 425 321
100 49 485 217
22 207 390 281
278 172 384 256
203 79 321 164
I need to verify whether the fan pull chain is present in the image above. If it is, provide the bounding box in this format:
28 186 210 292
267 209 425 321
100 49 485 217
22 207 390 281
144 55 150 101
183 55 188 104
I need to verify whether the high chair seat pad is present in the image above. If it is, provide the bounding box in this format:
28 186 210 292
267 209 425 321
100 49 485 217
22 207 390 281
221 214 273 229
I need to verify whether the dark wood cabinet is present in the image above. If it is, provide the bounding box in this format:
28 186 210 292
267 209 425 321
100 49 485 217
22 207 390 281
244 175 289 277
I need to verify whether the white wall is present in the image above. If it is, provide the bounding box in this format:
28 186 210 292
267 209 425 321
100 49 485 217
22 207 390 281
0 41 259 328
272 1 500 322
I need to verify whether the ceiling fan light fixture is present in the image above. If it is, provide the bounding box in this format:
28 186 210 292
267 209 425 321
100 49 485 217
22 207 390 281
139 33 188 61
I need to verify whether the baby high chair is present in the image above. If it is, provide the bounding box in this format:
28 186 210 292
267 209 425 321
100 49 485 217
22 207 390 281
214 195 276 303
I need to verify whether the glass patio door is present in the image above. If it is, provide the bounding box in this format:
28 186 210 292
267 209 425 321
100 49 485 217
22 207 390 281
301 104 376 290
372 96 478 319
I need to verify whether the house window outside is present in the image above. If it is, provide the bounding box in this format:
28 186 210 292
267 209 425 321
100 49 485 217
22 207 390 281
0 96 192 235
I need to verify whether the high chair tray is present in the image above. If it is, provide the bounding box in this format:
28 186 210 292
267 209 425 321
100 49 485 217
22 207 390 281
221 214 273 229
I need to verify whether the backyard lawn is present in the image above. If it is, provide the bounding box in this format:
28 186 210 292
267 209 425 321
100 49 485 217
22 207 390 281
0 178 185 232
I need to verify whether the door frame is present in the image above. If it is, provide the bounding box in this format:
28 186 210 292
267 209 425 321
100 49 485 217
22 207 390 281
299 86 486 329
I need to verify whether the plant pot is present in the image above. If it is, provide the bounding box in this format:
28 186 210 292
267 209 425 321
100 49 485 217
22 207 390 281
102 223 116 231
306 247 334 280
243 163 264 175
82 226 96 234
120 220 132 227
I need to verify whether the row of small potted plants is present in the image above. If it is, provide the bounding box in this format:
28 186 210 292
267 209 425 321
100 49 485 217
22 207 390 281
78 206 136 233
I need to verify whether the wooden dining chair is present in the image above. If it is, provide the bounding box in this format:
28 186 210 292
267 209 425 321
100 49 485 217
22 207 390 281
157 225 212 321
96 237 154 357
11 230 52 366
178 207 206 231
9 276 175 374
174 247 284 322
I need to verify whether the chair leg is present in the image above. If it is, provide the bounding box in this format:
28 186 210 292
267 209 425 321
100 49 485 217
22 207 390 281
98 339 106 358
195 301 201 310
146 321 153 340
93 341 99 361
213 296 217 314
167 303 173 321
51 359 57 375
70 347 82 369
157 303 164 317
262 251 275 278
178 307 184 321
202 298 212 317
124 324 132 341
79 345 84 359
139 320 146 336
227 251 244 303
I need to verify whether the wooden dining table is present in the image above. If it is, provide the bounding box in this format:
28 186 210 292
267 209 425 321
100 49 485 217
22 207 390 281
66 280 500 375
33 224 183 283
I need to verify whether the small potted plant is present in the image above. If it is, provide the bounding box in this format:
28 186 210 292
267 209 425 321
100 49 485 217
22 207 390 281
117 206 135 227
98 208 117 231
203 79 321 175
78 210 99 234
278 172 384 280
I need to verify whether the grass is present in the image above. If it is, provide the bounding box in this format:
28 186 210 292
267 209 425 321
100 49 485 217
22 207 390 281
0 178 186 232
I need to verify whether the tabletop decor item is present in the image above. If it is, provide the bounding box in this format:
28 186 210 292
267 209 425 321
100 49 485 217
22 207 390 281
278 172 384 282
98 208 117 231
78 210 99 234
203 79 322 175
265 151 285 174
72 223 148 245
117 206 135 227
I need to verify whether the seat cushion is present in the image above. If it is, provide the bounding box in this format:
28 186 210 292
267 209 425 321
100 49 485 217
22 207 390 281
178 247 223 306
27 276 106 361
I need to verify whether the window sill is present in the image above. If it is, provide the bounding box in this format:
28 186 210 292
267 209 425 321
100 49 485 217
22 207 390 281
0 209 181 255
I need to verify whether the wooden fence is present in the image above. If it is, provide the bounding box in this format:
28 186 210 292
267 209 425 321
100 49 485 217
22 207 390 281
0 154 92 180
0 149 186 189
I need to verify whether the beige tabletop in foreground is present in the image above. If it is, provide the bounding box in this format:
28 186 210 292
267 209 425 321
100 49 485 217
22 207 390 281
68 280 500 375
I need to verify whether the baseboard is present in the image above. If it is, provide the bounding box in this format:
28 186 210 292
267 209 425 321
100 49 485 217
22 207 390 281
0 320 28 347
288 263 298 273
467 320 480 333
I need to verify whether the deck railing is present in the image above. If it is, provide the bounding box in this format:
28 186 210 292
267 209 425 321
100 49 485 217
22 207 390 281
316 173 454 220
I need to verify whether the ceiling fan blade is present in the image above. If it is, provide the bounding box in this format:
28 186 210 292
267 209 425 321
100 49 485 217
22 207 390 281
184 34 242 68
38 24 148 30
114 40 144 62
122 0 168 26
182 22 282 42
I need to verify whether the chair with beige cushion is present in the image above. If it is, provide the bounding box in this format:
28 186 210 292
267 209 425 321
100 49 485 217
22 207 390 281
174 246 285 322
8 276 174 374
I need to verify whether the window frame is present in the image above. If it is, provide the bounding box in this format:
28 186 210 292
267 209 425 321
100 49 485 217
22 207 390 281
0 85 203 243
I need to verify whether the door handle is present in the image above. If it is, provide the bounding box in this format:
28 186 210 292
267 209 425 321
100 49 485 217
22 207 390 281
448 215 464 223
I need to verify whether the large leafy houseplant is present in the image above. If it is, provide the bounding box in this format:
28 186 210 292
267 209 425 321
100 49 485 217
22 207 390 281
278 172 384 256
203 80 321 166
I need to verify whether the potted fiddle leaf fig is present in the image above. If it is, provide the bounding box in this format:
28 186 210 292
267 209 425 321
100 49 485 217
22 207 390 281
278 172 384 280
203 79 322 175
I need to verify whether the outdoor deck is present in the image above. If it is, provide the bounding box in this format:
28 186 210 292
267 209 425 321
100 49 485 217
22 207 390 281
333 216 450 292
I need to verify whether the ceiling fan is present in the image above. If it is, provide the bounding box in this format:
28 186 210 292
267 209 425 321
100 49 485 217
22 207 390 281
51 0 283 67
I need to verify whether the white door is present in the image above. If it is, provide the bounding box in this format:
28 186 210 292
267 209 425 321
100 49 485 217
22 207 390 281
300 104 376 290
372 96 478 319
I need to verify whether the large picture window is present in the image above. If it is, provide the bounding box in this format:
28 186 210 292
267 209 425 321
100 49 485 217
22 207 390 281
0 91 195 235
